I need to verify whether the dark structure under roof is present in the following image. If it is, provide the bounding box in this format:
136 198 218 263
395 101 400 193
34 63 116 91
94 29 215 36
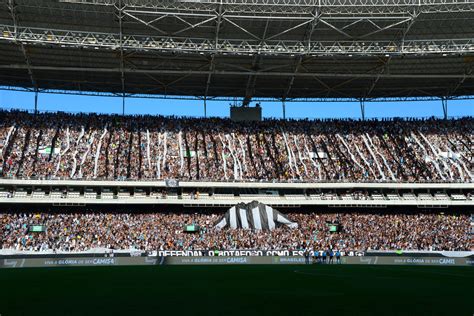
0 0 474 104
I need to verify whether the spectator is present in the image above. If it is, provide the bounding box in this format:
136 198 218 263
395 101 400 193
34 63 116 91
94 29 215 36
1 211 470 252
0 110 472 183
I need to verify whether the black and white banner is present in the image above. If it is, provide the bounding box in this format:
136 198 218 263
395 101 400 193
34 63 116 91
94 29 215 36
165 179 179 187
214 201 298 230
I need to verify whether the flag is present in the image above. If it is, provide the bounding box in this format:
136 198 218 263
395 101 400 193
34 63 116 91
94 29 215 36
38 146 60 155
309 151 327 159
214 201 298 231
183 150 196 158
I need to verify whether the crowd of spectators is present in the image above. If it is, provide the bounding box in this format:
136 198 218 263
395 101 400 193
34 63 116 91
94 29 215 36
0 110 472 182
1 211 471 252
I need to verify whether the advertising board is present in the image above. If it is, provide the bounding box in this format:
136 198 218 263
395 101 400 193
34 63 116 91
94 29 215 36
1 255 472 268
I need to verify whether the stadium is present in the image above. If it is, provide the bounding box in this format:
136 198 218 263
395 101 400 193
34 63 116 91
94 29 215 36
0 0 473 315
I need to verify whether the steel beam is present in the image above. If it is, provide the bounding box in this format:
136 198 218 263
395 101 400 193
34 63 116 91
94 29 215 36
365 56 392 98
7 0 37 92
283 9 320 100
116 0 126 115
2 85 474 103
204 1 223 102
360 99 366 120
34 89 38 114
60 0 474 16
2 64 472 80
450 66 474 96
282 99 286 119
243 19 270 106
441 97 448 119
2 24 474 56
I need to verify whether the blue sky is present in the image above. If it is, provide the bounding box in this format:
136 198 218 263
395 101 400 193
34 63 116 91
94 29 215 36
0 89 472 119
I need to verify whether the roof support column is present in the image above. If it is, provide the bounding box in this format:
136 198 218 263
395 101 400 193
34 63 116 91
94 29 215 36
360 99 366 120
8 0 38 94
441 97 448 120
122 94 125 116
117 0 126 116
282 99 286 120
34 89 38 115
204 98 207 118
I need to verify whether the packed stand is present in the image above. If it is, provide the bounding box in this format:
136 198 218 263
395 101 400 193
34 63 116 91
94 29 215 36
1 211 471 252
0 110 472 182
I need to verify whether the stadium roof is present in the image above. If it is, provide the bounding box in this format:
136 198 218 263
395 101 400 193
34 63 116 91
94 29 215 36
1 0 474 103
